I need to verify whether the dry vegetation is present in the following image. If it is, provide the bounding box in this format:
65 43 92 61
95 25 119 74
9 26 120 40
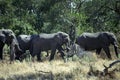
0 52 120 80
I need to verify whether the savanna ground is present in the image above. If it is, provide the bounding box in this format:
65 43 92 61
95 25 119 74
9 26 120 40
0 46 120 80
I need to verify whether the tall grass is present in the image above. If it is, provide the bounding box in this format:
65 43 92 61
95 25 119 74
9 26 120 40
0 52 120 80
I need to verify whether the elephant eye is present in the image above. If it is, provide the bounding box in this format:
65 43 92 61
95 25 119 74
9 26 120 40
8 31 13 34
63 35 67 38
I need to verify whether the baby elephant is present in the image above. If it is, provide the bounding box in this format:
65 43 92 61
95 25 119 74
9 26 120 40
76 32 119 59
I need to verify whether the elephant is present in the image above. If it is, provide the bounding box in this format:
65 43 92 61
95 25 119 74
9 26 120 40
76 32 119 59
15 34 50 60
30 31 70 61
14 34 32 60
0 29 22 61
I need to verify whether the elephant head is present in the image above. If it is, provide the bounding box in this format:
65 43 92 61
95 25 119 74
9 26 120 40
106 32 119 58
106 32 118 47
0 29 22 61
100 32 119 58
55 31 71 49
14 43 23 61
1 29 15 44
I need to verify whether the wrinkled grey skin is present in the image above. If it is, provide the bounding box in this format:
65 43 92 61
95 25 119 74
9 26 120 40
15 35 32 60
17 35 31 53
76 32 119 59
31 31 70 61
0 29 22 61
15 34 49 60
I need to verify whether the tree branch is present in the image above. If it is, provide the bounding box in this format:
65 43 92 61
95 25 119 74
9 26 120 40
75 1 85 13
87 0 109 22
103 60 120 75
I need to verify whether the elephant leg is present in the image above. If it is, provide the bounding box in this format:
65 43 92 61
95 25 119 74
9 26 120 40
0 48 3 60
103 47 112 59
46 51 49 57
30 50 37 62
49 48 56 61
59 50 65 59
57 45 65 60
96 48 102 55
10 44 15 62
0 43 4 60
30 51 36 62
29 43 36 62
37 51 42 62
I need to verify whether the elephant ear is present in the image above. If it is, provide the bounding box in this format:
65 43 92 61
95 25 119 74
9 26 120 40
107 32 118 47
98 32 109 45
0 34 6 43
99 32 117 46
3 29 16 44
55 34 62 45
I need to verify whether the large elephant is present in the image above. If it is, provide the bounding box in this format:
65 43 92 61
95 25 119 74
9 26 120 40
76 32 119 59
31 31 70 61
0 29 22 61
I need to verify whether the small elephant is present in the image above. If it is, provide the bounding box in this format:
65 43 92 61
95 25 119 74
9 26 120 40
0 29 22 61
76 32 119 59
17 35 32 54
31 31 70 61
15 34 32 60
15 34 49 60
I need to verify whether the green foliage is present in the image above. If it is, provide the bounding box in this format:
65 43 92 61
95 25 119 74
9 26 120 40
0 0 119 37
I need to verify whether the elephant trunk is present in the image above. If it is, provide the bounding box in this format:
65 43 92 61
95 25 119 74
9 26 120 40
66 42 71 53
112 39 119 58
12 38 23 60
113 42 119 58
15 44 23 54
14 44 24 60
10 41 15 61
114 45 119 58
113 41 118 47
63 36 71 52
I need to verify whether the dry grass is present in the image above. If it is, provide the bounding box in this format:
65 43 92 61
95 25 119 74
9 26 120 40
0 53 120 80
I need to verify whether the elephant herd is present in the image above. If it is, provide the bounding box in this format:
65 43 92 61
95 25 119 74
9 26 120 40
0 29 119 62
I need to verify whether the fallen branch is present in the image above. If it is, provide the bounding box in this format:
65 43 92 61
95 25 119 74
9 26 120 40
102 60 120 75
88 60 120 77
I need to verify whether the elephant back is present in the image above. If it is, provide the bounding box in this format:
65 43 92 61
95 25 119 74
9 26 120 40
17 35 32 51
